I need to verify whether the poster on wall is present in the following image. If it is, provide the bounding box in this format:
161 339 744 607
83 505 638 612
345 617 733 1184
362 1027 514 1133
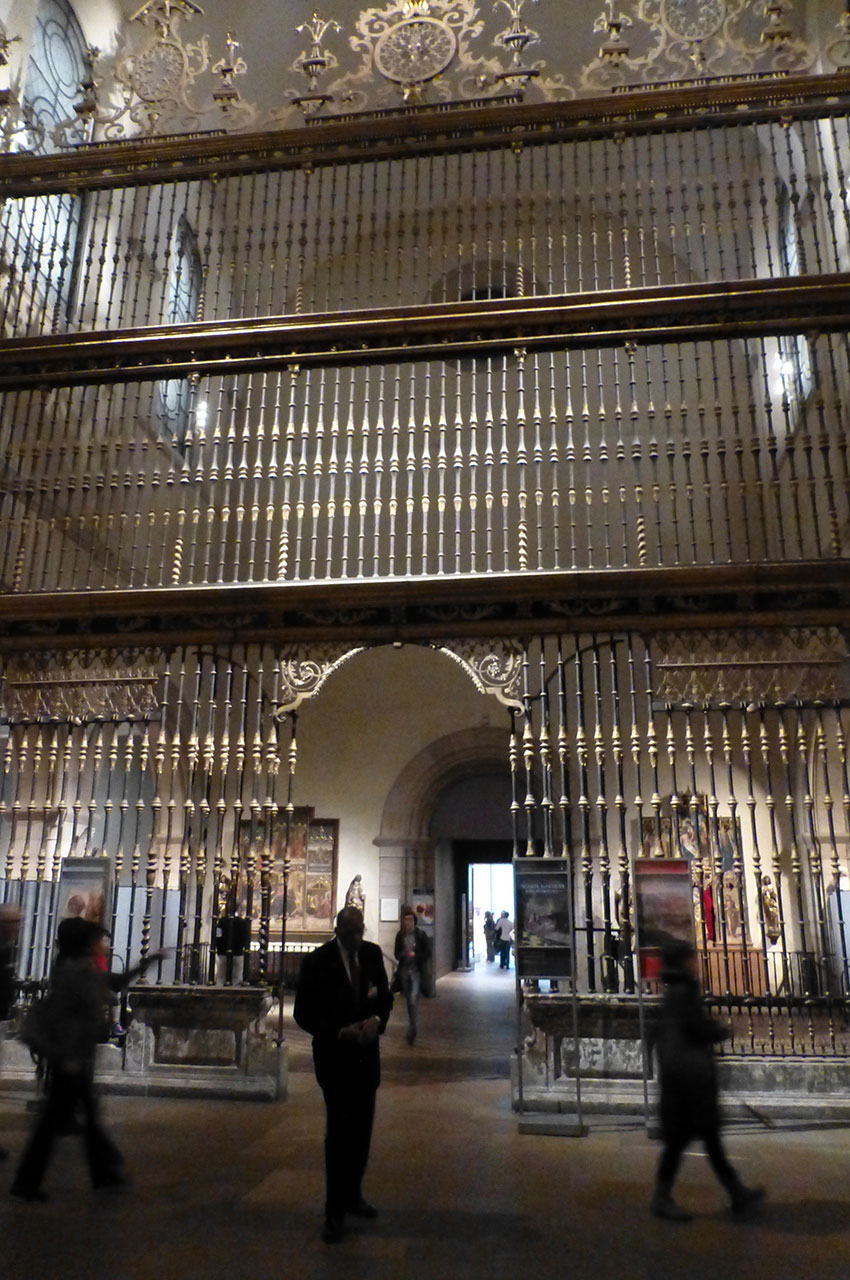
57 856 112 928
633 857 695 979
639 800 748 945
240 807 338 940
411 890 435 930
513 858 572 979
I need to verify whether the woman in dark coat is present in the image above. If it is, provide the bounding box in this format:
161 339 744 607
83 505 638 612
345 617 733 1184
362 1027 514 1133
651 941 764 1221
393 908 432 1045
11 917 164 1202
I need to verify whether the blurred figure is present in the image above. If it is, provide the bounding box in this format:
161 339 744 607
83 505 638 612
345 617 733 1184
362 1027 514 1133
10 918 165 1202
495 910 514 970
483 910 497 963
0 904 23 1161
651 941 765 1222
393 907 433 1045
294 906 392 1244
0 904 22 1022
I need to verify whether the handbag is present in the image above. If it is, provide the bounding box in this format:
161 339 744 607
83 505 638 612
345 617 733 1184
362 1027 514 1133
18 994 60 1058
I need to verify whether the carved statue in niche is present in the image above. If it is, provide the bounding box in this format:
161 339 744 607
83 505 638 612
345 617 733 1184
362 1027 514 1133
722 871 743 939
759 874 782 944
345 873 365 913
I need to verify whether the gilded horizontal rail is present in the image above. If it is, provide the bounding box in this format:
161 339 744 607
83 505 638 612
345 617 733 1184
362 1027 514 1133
0 72 849 196
1 276 848 391
0 561 848 651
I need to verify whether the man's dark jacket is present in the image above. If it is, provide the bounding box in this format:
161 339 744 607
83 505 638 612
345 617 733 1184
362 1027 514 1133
294 938 393 1090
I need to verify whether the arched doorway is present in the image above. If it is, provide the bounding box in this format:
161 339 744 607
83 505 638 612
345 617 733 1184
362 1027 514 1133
429 773 514 972
377 726 515 977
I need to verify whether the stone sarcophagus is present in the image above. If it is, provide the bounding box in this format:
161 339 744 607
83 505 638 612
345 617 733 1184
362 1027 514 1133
121 985 285 1100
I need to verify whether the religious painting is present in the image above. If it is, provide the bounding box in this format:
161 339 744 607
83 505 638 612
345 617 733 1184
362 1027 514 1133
640 815 672 860
712 814 745 939
240 807 337 940
57 856 111 929
637 800 748 948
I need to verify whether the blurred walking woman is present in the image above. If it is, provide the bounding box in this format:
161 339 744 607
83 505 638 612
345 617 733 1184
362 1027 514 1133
393 908 432 1045
651 941 764 1221
11 918 163 1202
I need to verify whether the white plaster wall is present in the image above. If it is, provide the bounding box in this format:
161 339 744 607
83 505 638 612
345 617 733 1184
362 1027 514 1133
288 643 504 946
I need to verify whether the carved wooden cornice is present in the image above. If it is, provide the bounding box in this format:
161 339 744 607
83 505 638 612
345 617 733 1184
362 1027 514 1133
1 71 848 196
0 562 847 652
1 275 848 391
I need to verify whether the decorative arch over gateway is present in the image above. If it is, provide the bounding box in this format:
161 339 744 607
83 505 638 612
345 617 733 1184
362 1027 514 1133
274 638 525 714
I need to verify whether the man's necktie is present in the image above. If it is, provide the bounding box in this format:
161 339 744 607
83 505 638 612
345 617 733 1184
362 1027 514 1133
350 950 361 994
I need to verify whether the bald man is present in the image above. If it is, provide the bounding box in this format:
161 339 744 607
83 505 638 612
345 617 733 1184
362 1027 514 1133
294 906 393 1243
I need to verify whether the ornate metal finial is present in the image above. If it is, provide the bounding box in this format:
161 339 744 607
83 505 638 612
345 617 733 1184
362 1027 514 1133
72 45 101 131
131 1 205 40
495 0 539 64
0 20 22 69
593 0 632 62
761 1 794 50
211 31 247 112
292 12 341 117
825 4 850 70
492 0 541 92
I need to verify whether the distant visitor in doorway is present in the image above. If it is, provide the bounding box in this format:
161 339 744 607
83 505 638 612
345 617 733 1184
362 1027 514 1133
483 910 497 962
495 911 514 970
393 907 434 1045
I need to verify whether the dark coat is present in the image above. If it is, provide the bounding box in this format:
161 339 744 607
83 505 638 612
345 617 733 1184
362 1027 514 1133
393 926 431 968
294 937 393 1092
0 944 15 1021
655 970 727 1142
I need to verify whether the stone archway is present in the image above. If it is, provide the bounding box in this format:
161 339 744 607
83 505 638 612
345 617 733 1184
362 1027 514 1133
374 725 511 964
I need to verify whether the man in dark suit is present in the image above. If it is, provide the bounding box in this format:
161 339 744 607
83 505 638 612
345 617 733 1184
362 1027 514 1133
294 905 393 1243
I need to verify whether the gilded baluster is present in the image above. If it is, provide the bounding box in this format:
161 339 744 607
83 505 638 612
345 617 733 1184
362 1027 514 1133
355 367 371 577
293 367 313 578
453 359 465 575
482 357 495 574
590 638 614 991
513 348 529 573
574 645 595 989
555 639 573 862
278 366 299 581
520 647 536 858
372 365 386 575
498 355 511 572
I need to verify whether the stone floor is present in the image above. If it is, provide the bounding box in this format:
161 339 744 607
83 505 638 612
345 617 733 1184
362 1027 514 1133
2 962 850 1280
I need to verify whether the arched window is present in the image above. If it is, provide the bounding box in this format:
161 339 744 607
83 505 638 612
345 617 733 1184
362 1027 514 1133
3 0 88 332
22 0 89 155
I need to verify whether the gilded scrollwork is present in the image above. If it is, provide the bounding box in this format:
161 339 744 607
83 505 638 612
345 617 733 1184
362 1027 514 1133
1 649 163 723
435 638 525 708
653 627 850 707
582 0 817 93
275 644 367 714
